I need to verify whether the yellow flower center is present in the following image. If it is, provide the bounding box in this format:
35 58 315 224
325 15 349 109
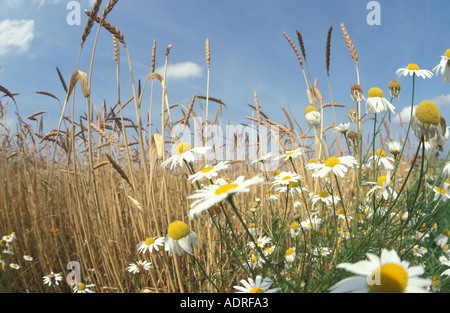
304 106 318 115
284 152 294 156
368 87 384 98
201 166 214 173
377 175 388 187
368 263 408 293
374 149 387 157
436 187 446 195
319 191 329 198
406 63 420 71
445 178 450 184
415 100 441 126
336 208 345 215
442 229 450 237
291 222 299 230
273 170 281 176
249 287 264 293
445 49 450 58
77 283 86 291
215 183 238 195
288 181 302 188
176 142 192 154
168 221 190 240
251 256 258 263
325 157 340 168
286 248 294 256
145 237 155 245
309 158 317 163
249 223 256 229
282 176 292 181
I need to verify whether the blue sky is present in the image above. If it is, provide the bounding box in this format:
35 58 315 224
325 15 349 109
1 0 449 150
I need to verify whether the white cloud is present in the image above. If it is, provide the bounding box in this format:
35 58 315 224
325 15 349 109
0 19 35 56
7 0 62 7
430 94 450 107
393 105 417 124
156 62 203 80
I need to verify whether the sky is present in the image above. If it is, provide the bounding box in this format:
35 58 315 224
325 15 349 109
0 0 449 153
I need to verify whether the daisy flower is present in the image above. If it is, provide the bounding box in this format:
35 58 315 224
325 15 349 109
388 80 401 99
247 236 271 249
310 191 340 207
275 148 303 161
335 123 351 134
387 141 402 156
330 249 432 293
300 217 322 230
164 221 198 256
9 263 20 270
410 100 446 144
304 106 321 128
251 152 273 164
43 272 63 286
161 142 211 170
434 229 449 248
263 245 276 257
363 173 399 201
274 180 309 196
233 275 280 293
347 108 358 123
73 282 95 293
187 175 264 219
290 222 301 238
247 223 259 236
244 254 265 270
350 84 365 103
188 161 229 183
366 149 395 170
2 235 13 243
126 260 152 274
265 193 279 203
9 232 17 241
365 87 396 115
433 49 450 83
271 171 302 186
396 63 433 80
412 245 425 258
312 246 332 257
428 184 450 202
308 155 357 179
336 208 352 222
137 236 165 254
23 255 33 262
438 255 448 264
285 247 297 263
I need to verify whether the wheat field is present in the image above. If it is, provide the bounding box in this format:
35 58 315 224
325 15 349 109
0 0 449 294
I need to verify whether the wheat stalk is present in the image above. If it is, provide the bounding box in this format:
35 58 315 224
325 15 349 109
105 153 133 189
84 9 125 45
81 0 102 46
340 23 359 68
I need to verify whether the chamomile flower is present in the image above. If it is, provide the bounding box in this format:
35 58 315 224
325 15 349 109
244 254 265 270
233 275 280 293
433 49 450 83
396 63 433 80
335 123 351 134
365 87 396 115
285 247 297 263
350 84 364 103
330 249 432 293
290 222 301 238
428 184 450 202
187 175 264 219
388 80 401 99
435 229 450 248
300 217 322 230
276 148 303 161
304 106 321 128
126 260 152 274
9 263 20 270
387 141 402 156
438 255 448 264
263 245 276 257
347 108 358 123
272 171 302 186
73 282 95 293
310 191 340 207
164 221 198 256
312 246 332 257
137 236 165 254
251 152 273 164
161 142 211 170
366 149 395 170
247 236 271 249
363 173 399 201
23 255 33 262
336 208 352 222
188 161 229 183
410 100 446 144
43 272 63 286
265 193 279 203
247 223 259 236
2 235 13 243
308 155 357 179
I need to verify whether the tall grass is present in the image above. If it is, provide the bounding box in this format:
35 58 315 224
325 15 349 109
0 1 449 293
